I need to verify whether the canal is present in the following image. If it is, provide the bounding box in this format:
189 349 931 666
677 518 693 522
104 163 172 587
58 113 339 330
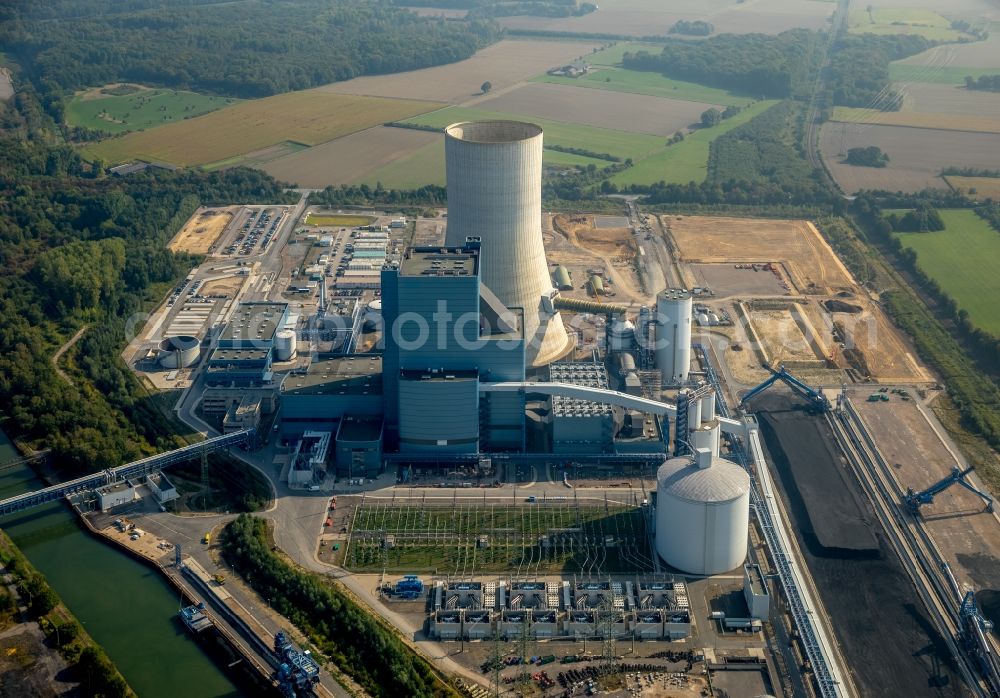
0 428 242 698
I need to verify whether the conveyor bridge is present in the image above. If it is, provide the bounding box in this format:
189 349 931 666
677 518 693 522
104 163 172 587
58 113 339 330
0 429 253 517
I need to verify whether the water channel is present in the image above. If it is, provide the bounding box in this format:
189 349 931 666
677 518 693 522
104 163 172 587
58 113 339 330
0 428 242 697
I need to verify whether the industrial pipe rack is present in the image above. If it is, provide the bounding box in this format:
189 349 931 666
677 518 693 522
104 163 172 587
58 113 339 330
0 429 254 517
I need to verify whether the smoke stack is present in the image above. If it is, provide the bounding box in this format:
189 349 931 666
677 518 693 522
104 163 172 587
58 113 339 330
444 121 571 367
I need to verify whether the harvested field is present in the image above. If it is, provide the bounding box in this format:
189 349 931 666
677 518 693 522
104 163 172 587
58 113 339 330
945 175 1000 200
892 30 1000 70
315 40 598 104
847 6 969 40
497 0 832 35
756 393 967 697
476 82 719 137
899 82 1000 117
83 91 440 167
830 106 1000 134
852 390 1000 606
666 215 854 294
259 126 438 189
819 122 1000 193
167 207 235 254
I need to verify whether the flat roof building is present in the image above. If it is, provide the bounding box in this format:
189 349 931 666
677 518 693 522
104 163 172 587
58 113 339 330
281 355 382 438
218 302 289 349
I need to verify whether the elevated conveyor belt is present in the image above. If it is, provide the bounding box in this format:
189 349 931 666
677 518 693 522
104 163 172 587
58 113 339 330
552 295 629 316
0 429 254 517
478 382 745 435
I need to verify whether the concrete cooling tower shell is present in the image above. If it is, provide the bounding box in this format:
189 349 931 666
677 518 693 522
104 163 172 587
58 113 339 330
655 450 750 575
444 121 570 367
158 335 200 369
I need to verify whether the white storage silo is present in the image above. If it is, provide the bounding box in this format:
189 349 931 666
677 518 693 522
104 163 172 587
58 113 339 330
274 329 297 362
655 448 750 575
158 335 200 369
655 289 693 384
364 299 383 331
608 318 635 352
444 121 570 367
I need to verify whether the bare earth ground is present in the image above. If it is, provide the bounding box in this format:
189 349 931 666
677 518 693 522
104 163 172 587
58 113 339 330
167 206 235 254
0 69 15 101
260 126 439 189
820 122 1000 193
748 308 818 364
670 215 929 383
666 215 853 294
315 40 599 103
544 214 648 305
200 276 244 298
853 392 1000 607
476 82 718 137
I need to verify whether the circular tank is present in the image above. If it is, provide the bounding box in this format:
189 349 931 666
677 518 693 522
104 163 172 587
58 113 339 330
655 450 750 575
274 329 297 362
364 299 383 331
697 312 710 326
609 318 635 352
158 335 200 369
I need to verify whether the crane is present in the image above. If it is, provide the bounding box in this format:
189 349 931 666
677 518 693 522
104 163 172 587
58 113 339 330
739 365 831 412
903 466 994 515
941 563 1000 696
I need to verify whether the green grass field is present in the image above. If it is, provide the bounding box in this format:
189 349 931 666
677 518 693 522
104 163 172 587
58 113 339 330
889 63 999 85
893 209 1000 334
358 140 607 188
401 107 664 162
66 87 239 135
610 99 778 186
848 7 971 40
532 67 749 105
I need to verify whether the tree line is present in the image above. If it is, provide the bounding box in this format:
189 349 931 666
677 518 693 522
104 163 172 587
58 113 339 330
0 91 293 475
221 514 459 698
0 0 500 126
622 30 822 99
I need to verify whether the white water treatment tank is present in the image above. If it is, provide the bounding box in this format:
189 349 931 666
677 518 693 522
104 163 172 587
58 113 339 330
655 448 750 575
274 329 297 362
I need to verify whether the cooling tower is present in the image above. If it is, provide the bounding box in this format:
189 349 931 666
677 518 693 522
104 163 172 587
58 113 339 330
444 121 570 367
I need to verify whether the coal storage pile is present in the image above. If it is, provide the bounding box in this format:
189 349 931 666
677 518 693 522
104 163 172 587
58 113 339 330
754 393 967 697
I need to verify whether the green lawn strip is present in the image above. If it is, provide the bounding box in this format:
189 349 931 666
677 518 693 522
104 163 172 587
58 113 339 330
66 89 239 135
892 208 1000 334
531 66 750 105
610 99 778 186
400 106 664 162
890 63 999 85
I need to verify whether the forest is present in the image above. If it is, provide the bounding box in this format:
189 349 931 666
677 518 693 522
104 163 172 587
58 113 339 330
0 90 294 474
622 30 821 99
221 514 459 698
0 0 500 117
826 33 932 110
